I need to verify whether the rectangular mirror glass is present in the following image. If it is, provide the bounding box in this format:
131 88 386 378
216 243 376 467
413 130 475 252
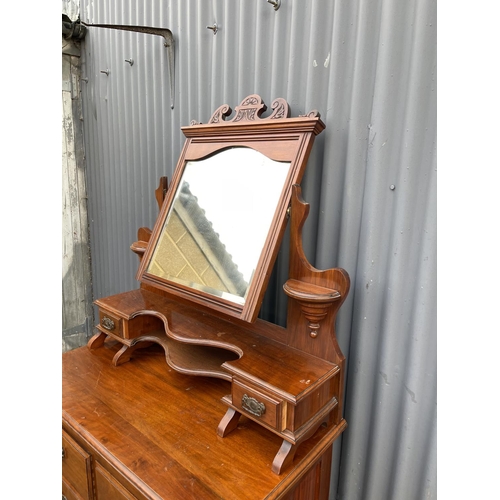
146 148 290 305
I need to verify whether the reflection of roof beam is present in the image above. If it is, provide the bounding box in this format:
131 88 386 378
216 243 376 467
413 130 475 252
174 202 241 296
81 22 175 110
177 182 249 296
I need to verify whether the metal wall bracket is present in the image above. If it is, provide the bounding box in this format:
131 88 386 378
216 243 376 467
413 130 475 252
82 22 175 109
63 15 87 40
207 23 219 35
267 0 281 11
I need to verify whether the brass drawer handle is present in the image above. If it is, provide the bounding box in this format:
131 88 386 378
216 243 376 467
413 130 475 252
62 447 65 459
242 394 266 417
101 317 115 330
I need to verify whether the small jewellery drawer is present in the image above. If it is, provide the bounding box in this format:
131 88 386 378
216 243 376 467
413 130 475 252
99 310 123 337
232 380 284 431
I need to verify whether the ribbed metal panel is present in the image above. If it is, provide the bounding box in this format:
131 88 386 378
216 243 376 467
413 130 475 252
78 1 436 498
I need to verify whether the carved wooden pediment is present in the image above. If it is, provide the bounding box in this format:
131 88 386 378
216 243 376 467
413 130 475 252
207 94 290 124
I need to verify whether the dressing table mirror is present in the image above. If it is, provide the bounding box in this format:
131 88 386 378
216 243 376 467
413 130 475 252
136 94 328 323
84 94 350 478
144 147 289 309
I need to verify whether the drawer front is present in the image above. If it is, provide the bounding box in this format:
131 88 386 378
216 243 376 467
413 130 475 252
62 430 93 500
99 310 123 337
95 462 137 500
63 478 85 500
232 380 283 430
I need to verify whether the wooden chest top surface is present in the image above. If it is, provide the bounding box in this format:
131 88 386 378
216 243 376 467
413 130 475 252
62 343 340 500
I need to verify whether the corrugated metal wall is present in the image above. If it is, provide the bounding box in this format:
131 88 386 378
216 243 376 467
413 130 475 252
78 1 436 498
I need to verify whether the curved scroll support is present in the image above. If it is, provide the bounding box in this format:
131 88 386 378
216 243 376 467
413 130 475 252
289 185 350 299
272 440 297 475
272 415 329 475
286 185 350 424
286 184 350 365
217 407 242 437
112 342 154 366
154 176 169 210
87 331 108 350
131 177 169 262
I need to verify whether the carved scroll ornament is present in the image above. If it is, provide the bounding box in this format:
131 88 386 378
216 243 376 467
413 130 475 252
207 94 290 124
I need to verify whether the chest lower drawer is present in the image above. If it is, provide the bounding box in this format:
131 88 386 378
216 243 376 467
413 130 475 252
95 462 137 500
62 430 93 500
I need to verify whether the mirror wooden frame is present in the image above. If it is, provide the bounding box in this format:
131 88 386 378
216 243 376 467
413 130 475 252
137 94 325 323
